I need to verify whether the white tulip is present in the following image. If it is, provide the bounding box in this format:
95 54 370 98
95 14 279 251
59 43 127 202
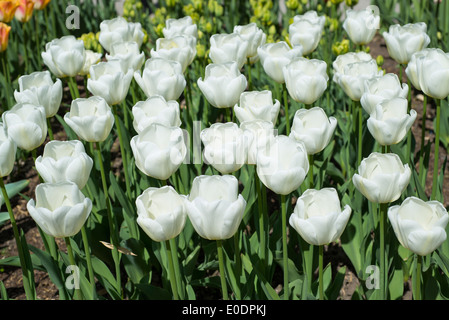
64 96 115 143
185 175 246 240
41 35 86 78
134 57 186 101
382 23 430 65
343 8 380 45
99 16 144 53
197 61 247 109
14 71 62 118
87 60 133 106
289 10 325 56
233 22 267 61
256 135 309 195
79 50 103 76
290 107 337 155
27 181 92 238
132 95 181 135
289 188 352 246
0 122 16 178
201 122 248 174
283 57 329 105
405 48 433 91
209 33 249 70
136 186 187 242
388 197 449 256
130 123 187 180
35 140 93 189
360 73 409 115
106 41 145 72
2 103 47 151
162 16 198 40
257 41 303 84
150 35 197 73
234 90 280 124
240 120 276 165
415 48 449 100
367 97 417 146
352 152 411 204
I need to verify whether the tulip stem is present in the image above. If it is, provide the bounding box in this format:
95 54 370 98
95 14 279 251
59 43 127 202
283 83 290 136
113 105 132 201
318 245 324 300
379 202 388 300
47 118 54 141
69 77 80 100
247 57 253 91
414 254 422 300
165 240 179 300
80 225 97 299
406 77 412 164
1 52 12 109
169 237 185 300
308 154 314 189
357 101 363 168
255 172 267 269
233 231 242 300
0 178 35 300
64 237 82 300
418 94 428 187
281 194 289 300
431 99 441 200
216 240 229 300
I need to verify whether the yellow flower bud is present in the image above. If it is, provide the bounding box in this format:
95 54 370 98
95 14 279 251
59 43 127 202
376 55 384 66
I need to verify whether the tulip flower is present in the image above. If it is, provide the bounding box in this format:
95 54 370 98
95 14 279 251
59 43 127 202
136 186 187 242
31 0 50 10
352 152 411 204
105 41 145 73
208 33 249 70
0 122 16 178
27 181 92 238
233 22 267 62
87 60 133 106
185 175 246 241
14 70 63 118
289 188 352 246
64 96 115 143
134 57 186 101
150 35 197 73
130 123 187 181
233 90 280 125
201 122 248 174
343 8 380 46
0 21 11 52
0 0 19 23
283 57 329 106
132 95 181 134
240 120 275 165
257 41 303 84
2 103 47 151
98 16 144 53
162 15 198 40
289 10 325 56
14 0 33 23
382 22 430 65
404 48 433 91
290 107 337 155
360 73 409 115
79 49 102 76
256 135 309 195
35 140 93 189
197 61 247 109
41 35 86 78
366 97 417 146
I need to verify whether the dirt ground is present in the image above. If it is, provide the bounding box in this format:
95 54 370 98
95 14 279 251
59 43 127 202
0 34 447 300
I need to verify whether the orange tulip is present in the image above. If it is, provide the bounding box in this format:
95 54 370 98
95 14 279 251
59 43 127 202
0 0 20 23
0 22 11 52
31 0 50 10
14 0 33 23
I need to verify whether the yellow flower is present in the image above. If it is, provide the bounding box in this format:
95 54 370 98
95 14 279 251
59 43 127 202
0 21 11 52
0 0 19 23
15 0 33 23
31 0 50 10
332 39 350 56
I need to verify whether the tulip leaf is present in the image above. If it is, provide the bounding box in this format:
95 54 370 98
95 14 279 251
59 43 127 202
0 213 9 227
134 283 173 300
120 238 151 284
0 179 30 207
0 281 7 300
90 256 122 300
28 245 66 292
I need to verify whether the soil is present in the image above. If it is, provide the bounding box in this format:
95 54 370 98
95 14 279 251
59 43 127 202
0 34 448 301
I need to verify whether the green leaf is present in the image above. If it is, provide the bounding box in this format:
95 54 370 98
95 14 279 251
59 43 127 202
28 245 66 291
135 283 173 300
0 180 29 207
0 281 7 300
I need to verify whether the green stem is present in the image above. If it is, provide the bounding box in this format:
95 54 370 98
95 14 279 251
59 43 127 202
0 178 35 300
318 245 324 300
113 105 132 201
308 154 314 189
165 240 179 300
247 57 253 91
22 23 30 73
419 94 428 186
406 77 412 164
233 231 242 300
216 240 229 300
431 99 441 200
414 254 422 300
281 194 289 300
80 225 97 299
283 83 290 135
357 101 363 168
169 237 184 300
64 237 82 300
34 14 42 69
379 202 388 300
255 171 266 268
69 77 80 100
47 118 54 141
225 107 232 123
1 52 12 109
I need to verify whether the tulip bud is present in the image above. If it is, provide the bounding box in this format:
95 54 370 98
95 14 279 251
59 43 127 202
388 197 449 257
27 181 92 238
352 152 411 204
185 175 246 240
289 188 352 246
14 0 33 23
208 33 249 70
98 16 144 53
78 50 102 76
234 90 280 125
0 122 16 177
289 10 325 56
162 15 198 40
233 22 267 61
64 96 115 143
2 103 47 151
0 0 19 23
105 41 145 73
0 22 11 52
35 140 93 189
150 35 197 73
240 120 276 165
136 186 187 242
414 48 449 100
343 8 379 46
32 0 51 10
